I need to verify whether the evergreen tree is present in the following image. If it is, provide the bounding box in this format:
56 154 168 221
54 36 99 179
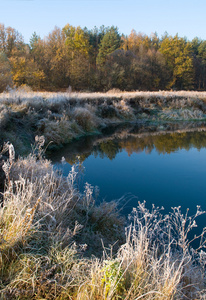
96 26 122 67
29 32 41 53
196 40 206 89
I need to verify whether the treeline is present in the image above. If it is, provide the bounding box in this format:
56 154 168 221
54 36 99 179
1 23 206 92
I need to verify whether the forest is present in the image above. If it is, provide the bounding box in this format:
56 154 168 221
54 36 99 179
1 23 206 92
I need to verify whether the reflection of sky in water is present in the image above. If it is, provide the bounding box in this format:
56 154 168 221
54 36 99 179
81 147 206 214
52 128 206 238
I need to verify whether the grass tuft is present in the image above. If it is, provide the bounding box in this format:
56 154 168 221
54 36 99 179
0 138 205 299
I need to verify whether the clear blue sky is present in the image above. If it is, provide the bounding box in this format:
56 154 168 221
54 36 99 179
0 0 206 43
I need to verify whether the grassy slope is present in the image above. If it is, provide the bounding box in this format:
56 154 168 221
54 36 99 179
0 138 206 299
1 90 206 154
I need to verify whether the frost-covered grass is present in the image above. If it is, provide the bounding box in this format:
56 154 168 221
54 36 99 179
1 88 206 105
0 138 206 299
1 89 206 154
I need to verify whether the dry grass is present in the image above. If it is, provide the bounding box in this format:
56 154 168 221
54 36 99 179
73 106 99 131
0 138 206 299
1 89 206 154
1 89 206 102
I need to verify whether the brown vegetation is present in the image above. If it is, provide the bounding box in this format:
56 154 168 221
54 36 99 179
0 90 206 154
0 140 205 299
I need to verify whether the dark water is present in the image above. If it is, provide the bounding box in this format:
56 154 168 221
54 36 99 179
50 122 206 237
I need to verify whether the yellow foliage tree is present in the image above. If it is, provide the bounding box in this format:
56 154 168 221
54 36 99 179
9 55 45 89
63 24 91 89
159 35 194 89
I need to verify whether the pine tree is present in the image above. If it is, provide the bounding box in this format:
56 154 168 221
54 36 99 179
96 26 122 67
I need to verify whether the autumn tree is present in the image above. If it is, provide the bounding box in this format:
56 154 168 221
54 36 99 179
48 27 69 88
102 49 134 90
143 48 168 90
122 30 153 55
0 52 13 92
0 24 24 57
159 35 194 89
9 51 45 89
31 26 69 90
63 24 91 89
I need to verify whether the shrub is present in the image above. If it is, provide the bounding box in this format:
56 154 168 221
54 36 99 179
113 99 135 119
99 104 118 118
73 107 97 131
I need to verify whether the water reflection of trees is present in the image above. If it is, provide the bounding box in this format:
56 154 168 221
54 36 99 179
120 131 206 156
51 125 206 164
98 140 121 160
95 131 206 160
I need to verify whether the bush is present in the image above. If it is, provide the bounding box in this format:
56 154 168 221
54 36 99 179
73 106 97 131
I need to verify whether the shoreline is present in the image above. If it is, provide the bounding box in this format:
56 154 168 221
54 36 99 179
1 90 206 154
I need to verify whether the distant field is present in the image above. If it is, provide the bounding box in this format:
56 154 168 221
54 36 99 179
1 90 206 102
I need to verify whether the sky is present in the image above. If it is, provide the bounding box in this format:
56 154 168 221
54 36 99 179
0 0 206 43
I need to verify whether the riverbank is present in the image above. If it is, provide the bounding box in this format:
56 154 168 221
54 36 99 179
1 90 206 298
1 90 206 155
0 140 206 299
48 121 206 165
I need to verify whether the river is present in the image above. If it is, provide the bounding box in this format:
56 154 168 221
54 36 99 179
49 122 206 238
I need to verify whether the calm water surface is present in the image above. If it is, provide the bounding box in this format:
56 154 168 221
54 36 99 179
50 123 206 231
